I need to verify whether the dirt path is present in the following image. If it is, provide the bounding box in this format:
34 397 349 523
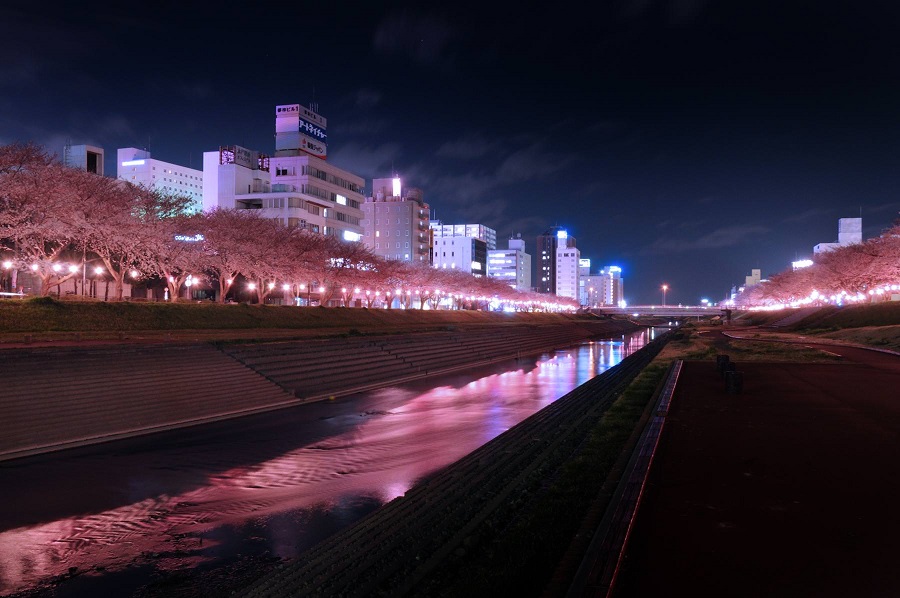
612 337 900 597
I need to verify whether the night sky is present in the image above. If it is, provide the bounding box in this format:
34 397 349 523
3 2 900 305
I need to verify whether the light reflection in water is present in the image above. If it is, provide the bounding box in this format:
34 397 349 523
0 329 654 594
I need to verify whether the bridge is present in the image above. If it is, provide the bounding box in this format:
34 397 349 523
590 305 732 318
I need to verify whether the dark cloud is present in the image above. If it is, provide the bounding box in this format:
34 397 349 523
354 89 382 109
496 144 575 184
782 208 833 224
177 83 214 101
372 12 457 66
328 142 402 182
435 134 498 160
866 202 900 215
642 225 770 254
332 119 389 138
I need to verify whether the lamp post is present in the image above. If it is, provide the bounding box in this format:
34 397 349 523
92 265 104 299
661 284 668 307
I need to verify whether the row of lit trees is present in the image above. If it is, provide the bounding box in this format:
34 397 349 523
738 222 900 308
0 142 578 311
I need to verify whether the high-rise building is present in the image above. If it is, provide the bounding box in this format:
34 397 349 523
118 147 203 213
814 217 863 254
275 103 327 159
433 236 487 275
556 240 580 299
744 268 762 288
361 177 430 262
487 234 531 291
202 145 271 211
581 266 624 307
536 227 575 294
430 223 497 250
63 143 104 176
202 104 365 240
431 221 494 275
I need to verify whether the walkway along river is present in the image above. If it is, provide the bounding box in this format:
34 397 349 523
0 328 657 596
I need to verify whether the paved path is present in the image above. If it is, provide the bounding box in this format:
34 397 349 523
612 340 900 597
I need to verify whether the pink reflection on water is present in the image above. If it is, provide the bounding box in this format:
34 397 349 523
0 332 651 594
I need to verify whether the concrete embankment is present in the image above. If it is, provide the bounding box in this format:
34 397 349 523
0 318 638 462
242 331 671 597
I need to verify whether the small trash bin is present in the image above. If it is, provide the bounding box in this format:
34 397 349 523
716 354 730 375
725 370 744 394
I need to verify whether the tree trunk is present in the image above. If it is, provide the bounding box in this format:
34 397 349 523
113 273 125 301
167 280 181 303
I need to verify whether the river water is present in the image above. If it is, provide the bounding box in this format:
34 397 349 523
0 328 655 596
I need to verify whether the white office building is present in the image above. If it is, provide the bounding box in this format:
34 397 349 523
581 266 624 307
431 222 492 275
117 148 204 213
814 217 863 254
487 235 531 291
556 244 581 299
361 177 430 262
64 143 104 176
202 104 365 240
433 235 487 275
430 223 496 250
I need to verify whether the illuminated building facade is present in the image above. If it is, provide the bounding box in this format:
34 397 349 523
556 241 580 299
487 235 531 291
64 143 104 176
536 227 575 294
581 266 624 307
814 217 863 254
430 223 496 250
202 104 365 240
361 177 430 262
433 235 487 275
431 221 493 275
117 147 204 213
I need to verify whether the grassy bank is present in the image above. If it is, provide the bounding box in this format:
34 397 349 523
0 296 612 340
735 302 900 329
732 302 900 351
443 358 674 597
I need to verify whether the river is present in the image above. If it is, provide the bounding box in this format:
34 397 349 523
0 328 656 596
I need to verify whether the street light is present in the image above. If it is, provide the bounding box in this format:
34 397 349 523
661 284 669 307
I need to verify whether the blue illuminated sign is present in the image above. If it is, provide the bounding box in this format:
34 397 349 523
298 117 327 142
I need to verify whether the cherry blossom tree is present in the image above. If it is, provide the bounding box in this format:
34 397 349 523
200 209 275 302
0 143 83 295
239 220 302 304
322 238 379 306
70 174 163 301
140 198 206 302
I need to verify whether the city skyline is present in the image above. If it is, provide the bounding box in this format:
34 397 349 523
3 2 900 304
